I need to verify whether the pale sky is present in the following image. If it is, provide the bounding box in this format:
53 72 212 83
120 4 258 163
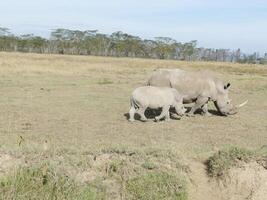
0 0 267 53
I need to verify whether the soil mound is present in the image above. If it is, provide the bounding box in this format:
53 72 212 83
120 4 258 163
218 161 267 200
188 160 267 200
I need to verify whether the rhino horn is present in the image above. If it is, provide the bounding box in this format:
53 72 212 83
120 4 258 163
235 100 248 108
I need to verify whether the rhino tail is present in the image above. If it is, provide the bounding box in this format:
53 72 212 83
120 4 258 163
130 97 139 109
169 80 173 88
146 78 151 86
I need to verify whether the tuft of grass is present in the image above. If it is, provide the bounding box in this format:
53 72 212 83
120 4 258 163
106 159 126 177
0 163 98 200
141 161 157 170
206 146 254 177
97 78 113 85
126 172 187 200
255 145 267 169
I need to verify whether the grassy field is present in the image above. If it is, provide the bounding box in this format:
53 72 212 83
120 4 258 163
0 52 266 199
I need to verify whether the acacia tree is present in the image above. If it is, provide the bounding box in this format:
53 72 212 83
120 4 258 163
0 27 16 51
0 27 11 36
123 34 143 57
16 34 47 53
110 31 131 57
92 33 111 56
153 37 176 59
179 40 197 60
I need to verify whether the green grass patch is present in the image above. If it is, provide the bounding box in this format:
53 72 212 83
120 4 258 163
206 146 254 177
0 163 100 200
126 172 187 200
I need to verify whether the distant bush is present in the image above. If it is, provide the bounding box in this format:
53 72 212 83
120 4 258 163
126 172 187 200
206 147 254 177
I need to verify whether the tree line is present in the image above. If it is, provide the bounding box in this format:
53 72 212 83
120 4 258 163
0 27 266 64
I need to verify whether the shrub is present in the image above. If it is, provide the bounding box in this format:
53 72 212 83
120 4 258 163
207 146 254 177
126 172 187 200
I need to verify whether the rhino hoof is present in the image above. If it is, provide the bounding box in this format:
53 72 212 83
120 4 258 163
140 118 148 122
186 113 195 117
155 117 160 122
202 112 212 117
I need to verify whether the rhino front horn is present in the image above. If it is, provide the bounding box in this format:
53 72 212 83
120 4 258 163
235 100 248 108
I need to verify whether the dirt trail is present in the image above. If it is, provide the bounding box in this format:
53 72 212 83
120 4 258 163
187 160 220 200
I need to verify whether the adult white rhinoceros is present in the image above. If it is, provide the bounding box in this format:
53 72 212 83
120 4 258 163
147 69 247 116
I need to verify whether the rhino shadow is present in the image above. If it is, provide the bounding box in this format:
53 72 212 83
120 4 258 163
185 106 222 116
124 107 181 121
208 110 224 116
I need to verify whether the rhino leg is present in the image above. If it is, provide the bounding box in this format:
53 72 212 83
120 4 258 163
155 105 170 122
201 103 212 116
129 106 136 122
137 107 148 122
187 96 209 116
165 110 170 121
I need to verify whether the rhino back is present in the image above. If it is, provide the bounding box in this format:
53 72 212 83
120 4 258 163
147 69 183 87
148 69 219 102
132 86 174 108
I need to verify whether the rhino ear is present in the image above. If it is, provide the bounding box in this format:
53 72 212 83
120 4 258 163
224 83 231 90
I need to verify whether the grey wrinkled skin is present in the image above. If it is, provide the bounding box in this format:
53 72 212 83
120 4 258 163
147 69 237 116
129 86 186 122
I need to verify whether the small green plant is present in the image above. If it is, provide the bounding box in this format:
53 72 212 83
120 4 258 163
126 172 187 200
141 161 156 170
207 146 254 177
0 164 97 200
97 78 113 85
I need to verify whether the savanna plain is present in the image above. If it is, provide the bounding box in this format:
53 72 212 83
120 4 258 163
0 52 267 200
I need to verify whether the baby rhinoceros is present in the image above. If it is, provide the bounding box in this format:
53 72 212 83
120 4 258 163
129 86 186 122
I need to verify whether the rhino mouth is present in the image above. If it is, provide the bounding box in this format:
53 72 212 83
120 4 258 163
214 101 231 116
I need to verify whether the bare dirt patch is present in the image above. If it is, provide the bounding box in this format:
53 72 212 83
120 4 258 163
0 152 22 176
188 159 267 200
187 160 220 200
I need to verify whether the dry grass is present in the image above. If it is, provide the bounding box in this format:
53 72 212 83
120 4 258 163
0 52 266 156
0 52 266 199
0 163 98 200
